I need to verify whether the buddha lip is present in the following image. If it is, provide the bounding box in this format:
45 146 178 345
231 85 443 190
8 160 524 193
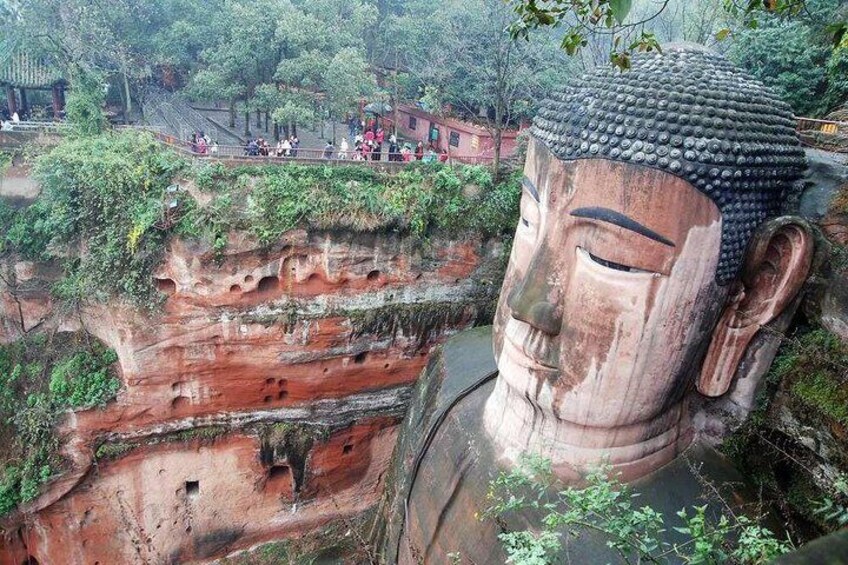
504 319 559 370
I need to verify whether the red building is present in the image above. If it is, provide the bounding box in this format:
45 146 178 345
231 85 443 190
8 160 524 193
394 104 521 160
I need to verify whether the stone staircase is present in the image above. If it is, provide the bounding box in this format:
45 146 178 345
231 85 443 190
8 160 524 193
141 88 243 145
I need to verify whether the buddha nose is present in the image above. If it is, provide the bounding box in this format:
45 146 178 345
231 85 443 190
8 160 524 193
506 255 562 336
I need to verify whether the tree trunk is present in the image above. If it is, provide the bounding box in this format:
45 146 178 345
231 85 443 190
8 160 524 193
332 121 336 144
264 110 269 132
123 71 132 122
292 123 297 136
51 84 62 119
6 86 17 116
19 89 28 116
493 128 502 182
282 123 290 139
228 100 236 128
117 79 129 124
392 62 399 137
274 122 279 141
492 96 504 181
255 109 261 130
244 110 250 137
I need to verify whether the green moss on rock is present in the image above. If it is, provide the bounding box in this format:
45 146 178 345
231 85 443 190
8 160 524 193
0 332 120 515
769 329 848 427
722 327 848 540
95 425 230 461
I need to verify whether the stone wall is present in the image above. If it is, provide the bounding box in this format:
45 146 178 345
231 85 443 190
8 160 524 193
0 227 507 563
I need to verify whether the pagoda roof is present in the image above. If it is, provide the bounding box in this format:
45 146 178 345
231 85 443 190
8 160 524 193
0 40 63 89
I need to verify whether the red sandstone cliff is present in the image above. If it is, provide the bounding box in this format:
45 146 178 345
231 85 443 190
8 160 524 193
0 227 506 564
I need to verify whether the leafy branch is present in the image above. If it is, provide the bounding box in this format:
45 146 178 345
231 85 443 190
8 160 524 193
481 455 792 565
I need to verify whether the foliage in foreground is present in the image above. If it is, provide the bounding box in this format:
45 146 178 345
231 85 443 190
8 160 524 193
483 456 791 565
0 131 520 309
0 333 119 516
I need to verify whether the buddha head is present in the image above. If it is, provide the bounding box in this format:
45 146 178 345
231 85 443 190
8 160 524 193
484 45 813 479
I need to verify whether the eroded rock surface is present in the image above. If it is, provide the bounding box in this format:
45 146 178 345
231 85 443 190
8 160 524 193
0 228 505 563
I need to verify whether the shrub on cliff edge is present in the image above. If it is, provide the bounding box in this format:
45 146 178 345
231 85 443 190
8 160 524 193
183 160 521 245
1 131 521 309
0 333 120 516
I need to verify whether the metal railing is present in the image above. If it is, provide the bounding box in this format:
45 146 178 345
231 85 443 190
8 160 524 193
797 117 848 136
151 132 502 167
0 120 70 133
796 117 848 153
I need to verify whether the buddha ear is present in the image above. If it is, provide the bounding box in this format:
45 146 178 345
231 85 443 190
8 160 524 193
697 216 814 397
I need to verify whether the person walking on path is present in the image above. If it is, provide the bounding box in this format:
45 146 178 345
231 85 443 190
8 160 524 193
323 140 335 160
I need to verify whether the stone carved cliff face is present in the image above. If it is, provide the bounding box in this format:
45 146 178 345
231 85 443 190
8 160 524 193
483 133 816 483
485 138 728 478
0 228 504 564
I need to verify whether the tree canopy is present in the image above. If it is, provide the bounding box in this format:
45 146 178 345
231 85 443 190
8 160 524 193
1 0 845 143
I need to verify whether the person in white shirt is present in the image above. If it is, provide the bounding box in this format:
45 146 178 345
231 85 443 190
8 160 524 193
11 112 19 122
339 138 349 159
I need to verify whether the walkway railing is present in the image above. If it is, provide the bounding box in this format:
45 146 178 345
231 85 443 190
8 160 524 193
9 116 844 161
1 120 70 133
797 117 848 153
797 117 847 135
151 131 503 167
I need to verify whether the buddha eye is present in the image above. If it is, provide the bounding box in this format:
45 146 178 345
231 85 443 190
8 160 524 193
585 250 653 275
521 217 530 227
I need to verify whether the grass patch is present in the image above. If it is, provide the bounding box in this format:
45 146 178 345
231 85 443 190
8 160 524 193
0 332 120 515
769 329 848 427
791 372 848 426
94 442 135 461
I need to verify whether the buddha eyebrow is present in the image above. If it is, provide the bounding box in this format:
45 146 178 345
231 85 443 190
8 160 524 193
570 207 675 247
522 177 540 202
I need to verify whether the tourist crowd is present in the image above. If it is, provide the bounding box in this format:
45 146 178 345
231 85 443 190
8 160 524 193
188 117 450 164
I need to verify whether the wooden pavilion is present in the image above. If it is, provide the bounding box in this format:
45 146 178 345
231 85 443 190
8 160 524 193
0 44 65 119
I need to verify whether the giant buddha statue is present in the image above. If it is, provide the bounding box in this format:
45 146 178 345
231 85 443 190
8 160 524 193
377 45 815 564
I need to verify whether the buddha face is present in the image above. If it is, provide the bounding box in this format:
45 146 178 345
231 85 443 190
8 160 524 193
493 138 729 429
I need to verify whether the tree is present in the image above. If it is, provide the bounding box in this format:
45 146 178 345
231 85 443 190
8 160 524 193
509 0 847 70
185 0 285 136
728 0 846 116
383 0 573 177
64 69 107 136
323 48 377 142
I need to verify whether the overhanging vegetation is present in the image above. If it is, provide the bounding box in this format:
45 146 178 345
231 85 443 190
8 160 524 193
0 130 521 309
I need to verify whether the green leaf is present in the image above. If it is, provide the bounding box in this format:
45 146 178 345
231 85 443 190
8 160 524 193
715 28 731 41
609 0 632 24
